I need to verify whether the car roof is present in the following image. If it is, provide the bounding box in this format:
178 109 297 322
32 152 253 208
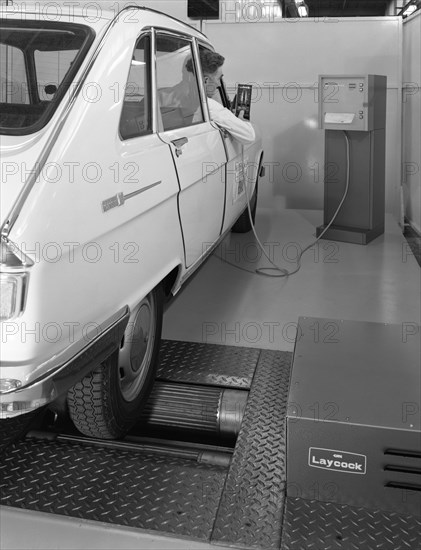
0 3 209 41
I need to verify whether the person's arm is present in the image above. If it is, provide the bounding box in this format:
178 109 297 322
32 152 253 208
207 98 256 145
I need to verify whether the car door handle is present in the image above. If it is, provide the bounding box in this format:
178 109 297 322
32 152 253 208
171 137 188 156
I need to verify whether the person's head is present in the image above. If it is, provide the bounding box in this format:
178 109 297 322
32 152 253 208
186 50 225 98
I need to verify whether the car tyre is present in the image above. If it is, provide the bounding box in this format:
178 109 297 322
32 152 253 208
231 181 258 233
68 286 163 439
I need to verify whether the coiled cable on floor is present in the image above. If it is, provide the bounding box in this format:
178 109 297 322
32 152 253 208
216 131 351 278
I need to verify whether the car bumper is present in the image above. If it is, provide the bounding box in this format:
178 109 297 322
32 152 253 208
0 307 129 419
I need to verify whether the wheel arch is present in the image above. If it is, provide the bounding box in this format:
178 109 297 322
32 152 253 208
162 264 183 298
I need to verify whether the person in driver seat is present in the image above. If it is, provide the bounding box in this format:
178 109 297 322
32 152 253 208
186 50 255 145
158 60 202 127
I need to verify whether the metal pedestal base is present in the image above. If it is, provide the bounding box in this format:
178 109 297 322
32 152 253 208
316 223 384 244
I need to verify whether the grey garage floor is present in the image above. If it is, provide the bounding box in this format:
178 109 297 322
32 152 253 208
163 208 421 350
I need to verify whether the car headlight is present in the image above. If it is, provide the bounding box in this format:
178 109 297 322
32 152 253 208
0 273 28 321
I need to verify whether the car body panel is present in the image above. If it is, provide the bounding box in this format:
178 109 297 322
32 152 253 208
162 122 227 267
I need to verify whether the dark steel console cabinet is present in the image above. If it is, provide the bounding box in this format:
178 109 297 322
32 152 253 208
287 317 421 517
317 75 387 244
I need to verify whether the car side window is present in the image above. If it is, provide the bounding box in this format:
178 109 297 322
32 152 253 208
156 34 204 131
35 49 78 101
119 34 152 140
0 45 29 104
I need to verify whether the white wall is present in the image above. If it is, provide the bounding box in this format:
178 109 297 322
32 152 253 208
402 11 421 233
203 17 402 215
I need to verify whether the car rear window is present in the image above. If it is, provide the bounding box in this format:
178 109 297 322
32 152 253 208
0 20 95 135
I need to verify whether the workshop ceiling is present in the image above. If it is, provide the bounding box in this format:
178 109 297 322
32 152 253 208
284 0 391 17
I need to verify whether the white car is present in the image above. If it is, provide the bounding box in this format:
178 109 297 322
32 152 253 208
0 4 263 443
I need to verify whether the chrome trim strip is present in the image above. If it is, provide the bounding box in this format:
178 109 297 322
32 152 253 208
101 181 162 212
152 27 197 42
0 306 129 418
151 28 158 134
0 8 134 241
192 37 211 123
125 180 162 200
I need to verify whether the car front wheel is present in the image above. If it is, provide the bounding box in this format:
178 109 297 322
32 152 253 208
68 286 163 439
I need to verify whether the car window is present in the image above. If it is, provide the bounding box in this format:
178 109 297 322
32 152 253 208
119 34 152 140
196 44 230 113
0 45 29 104
156 34 204 131
34 49 78 101
0 21 94 135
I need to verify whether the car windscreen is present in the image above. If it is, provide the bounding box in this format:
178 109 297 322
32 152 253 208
0 20 95 135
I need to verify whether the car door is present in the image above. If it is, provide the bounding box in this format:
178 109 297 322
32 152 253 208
111 32 183 297
212 76 254 234
155 32 227 268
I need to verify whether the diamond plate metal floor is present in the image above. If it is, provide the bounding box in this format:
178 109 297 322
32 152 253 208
211 349 292 549
157 339 260 389
281 497 421 550
0 342 290 548
0 439 227 541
